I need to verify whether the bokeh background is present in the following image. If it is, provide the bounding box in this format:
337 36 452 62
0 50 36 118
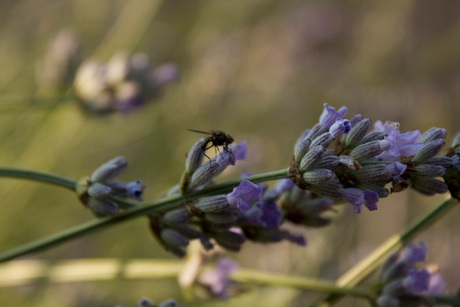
0 0 459 306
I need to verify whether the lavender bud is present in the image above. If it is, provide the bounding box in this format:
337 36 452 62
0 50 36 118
212 230 246 251
306 124 327 141
87 182 112 198
90 156 127 183
453 153 460 173
138 298 155 307
87 197 119 217
349 113 363 126
306 181 343 199
414 165 446 177
411 177 448 195
163 208 192 224
189 148 236 190
355 163 407 181
186 138 206 175
204 208 239 224
330 119 351 138
419 127 447 143
349 140 391 161
299 146 326 172
310 132 334 149
294 129 310 150
314 155 340 170
423 156 453 168
344 118 372 149
376 294 400 307
298 198 334 215
413 139 445 163
294 138 311 165
195 195 231 213
302 169 335 184
360 131 386 144
161 229 189 248
382 279 406 295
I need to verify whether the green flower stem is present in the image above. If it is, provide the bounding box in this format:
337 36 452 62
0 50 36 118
0 167 76 190
311 197 459 307
0 169 289 262
232 270 373 299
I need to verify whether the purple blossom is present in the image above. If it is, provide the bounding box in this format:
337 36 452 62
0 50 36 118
286 233 307 246
403 268 430 292
274 178 295 194
226 180 263 212
401 241 427 265
240 201 282 229
425 272 446 295
341 188 379 213
199 257 239 298
374 121 423 161
319 103 348 130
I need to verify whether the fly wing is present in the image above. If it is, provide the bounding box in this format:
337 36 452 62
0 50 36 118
187 129 212 135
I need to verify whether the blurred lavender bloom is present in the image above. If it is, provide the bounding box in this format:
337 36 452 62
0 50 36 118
235 141 248 160
341 188 379 213
377 242 445 307
239 201 282 229
374 121 423 161
199 257 240 298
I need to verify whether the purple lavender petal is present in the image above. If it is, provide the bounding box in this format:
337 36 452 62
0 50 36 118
374 121 423 161
363 190 379 211
341 188 364 213
226 180 263 212
387 162 407 177
426 272 446 295
401 242 427 264
199 257 239 298
286 233 307 246
274 178 295 194
257 202 282 229
319 103 341 130
235 141 247 160
404 268 430 292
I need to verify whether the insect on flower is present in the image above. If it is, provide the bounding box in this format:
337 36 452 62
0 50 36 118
187 129 234 160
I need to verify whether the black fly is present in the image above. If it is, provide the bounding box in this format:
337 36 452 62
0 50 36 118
187 129 234 160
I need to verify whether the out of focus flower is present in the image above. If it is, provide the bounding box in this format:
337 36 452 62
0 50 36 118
37 29 82 92
376 242 446 307
76 156 145 217
199 257 240 298
74 52 179 114
115 297 186 307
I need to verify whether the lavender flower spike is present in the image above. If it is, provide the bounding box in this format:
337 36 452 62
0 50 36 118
227 180 263 212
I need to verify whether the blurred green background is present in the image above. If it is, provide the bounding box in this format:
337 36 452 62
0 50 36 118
0 0 459 306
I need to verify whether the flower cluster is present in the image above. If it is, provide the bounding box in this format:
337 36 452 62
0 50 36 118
149 140 306 257
115 297 185 307
36 30 179 114
76 156 145 217
74 52 179 114
289 103 458 213
376 242 446 307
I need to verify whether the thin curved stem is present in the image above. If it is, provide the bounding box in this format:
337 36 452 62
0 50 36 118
311 197 459 307
0 167 76 190
0 169 289 262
